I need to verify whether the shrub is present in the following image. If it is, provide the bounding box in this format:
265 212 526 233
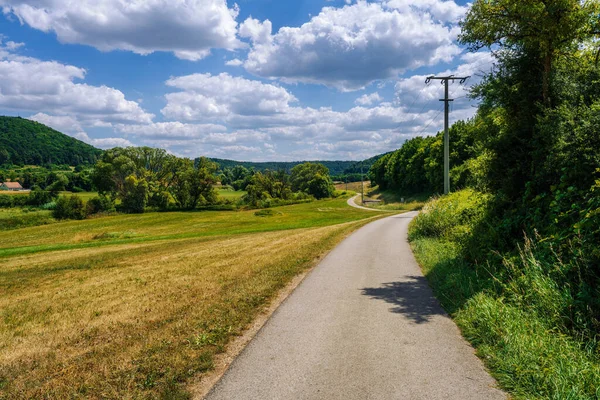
0 194 14 208
86 195 115 215
409 189 490 243
27 189 56 207
53 195 87 220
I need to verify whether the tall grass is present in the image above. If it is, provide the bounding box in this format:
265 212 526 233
409 190 600 399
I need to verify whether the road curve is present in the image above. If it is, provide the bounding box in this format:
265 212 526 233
346 194 385 211
205 212 505 400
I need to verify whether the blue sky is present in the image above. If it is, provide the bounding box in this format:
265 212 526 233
0 0 492 161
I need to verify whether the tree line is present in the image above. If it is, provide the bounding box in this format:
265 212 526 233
0 147 338 218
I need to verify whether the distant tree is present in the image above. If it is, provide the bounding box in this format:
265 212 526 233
0 148 10 165
244 170 293 205
46 173 69 193
121 175 148 213
169 157 218 209
290 162 335 199
53 195 87 220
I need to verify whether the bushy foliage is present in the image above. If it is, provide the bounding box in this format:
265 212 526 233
369 120 479 194
290 162 335 199
53 195 87 220
92 147 219 212
243 171 293 206
27 189 56 207
409 189 490 243
86 195 115 215
400 2 600 396
121 175 148 214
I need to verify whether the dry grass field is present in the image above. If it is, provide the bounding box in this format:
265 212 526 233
334 181 370 193
0 197 386 399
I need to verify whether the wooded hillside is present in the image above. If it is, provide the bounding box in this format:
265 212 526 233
0 117 102 166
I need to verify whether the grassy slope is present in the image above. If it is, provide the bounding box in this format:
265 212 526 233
0 208 55 231
0 197 388 399
409 191 600 399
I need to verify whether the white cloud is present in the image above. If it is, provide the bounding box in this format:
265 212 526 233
116 121 228 139
162 73 297 120
29 112 133 149
1 0 242 61
0 47 153 124
225 58 243 66
239 1 461 90
384 0 468 23
355 92 383 106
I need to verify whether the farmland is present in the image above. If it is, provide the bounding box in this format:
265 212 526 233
0 196 388 399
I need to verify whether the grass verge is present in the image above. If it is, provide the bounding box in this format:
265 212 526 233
409 191 600 399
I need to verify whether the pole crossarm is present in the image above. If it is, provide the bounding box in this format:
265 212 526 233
423 75 470 195
425 75 470 85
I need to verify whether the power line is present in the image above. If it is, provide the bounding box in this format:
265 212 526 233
424 75 470 194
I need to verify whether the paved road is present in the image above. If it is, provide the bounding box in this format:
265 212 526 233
346 194 384 211
205 212 505 400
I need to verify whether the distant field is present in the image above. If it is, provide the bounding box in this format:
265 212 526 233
0 190 98 200
361 186 430 211
334 181 370 192
54 191 99 201
217 189 246 200
0 190 29 196
0 197 389 398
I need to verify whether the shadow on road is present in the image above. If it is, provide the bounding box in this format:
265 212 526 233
361 276 446 324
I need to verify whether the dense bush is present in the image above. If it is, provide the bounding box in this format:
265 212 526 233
369 120 479 194
27 190 56 207
53 195 87 220
408 189 490 243
86 195 115 215
290 162 335 199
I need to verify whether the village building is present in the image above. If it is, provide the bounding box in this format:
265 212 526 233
0 181 24 191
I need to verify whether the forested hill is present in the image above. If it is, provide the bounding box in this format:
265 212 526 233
208 155 387 177
0 116 102 166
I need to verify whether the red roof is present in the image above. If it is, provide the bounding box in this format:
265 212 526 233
2 182 23 189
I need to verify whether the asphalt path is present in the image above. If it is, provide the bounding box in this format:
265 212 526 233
205 209 505 400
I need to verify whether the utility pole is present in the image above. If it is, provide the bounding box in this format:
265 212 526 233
425 75 469 194
361 162 364 205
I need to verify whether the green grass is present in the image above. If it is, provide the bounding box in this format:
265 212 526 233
58 191 98 201
361 186 429 211
0 197 376 258
0 196 391 399
0 208 55 231
217 188 246 200
409 191 600 399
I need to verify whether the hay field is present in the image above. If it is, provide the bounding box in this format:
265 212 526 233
0 197 384 399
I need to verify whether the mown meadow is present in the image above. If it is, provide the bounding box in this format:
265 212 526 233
0 196 387 399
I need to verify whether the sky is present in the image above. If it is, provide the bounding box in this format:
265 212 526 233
0 0 494 161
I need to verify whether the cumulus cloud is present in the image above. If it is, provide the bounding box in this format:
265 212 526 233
384 0 468 23
225 58 243 66
116 121 228 139
162 73 297 121
0 46 153 124
30 113 133 149
239 1 461 90
394 51 494 112
1 0 242 60
355 92 383 106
